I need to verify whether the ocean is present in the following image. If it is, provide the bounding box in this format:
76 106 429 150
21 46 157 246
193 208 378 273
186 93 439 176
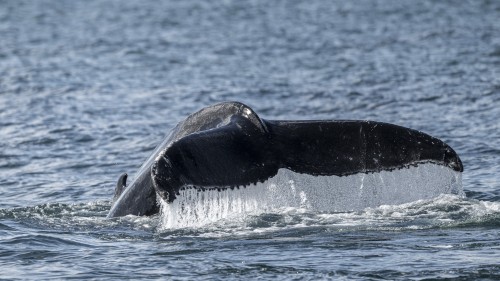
0 0 499 279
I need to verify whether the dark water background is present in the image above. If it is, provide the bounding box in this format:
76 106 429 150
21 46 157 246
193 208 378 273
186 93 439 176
1 0 499 279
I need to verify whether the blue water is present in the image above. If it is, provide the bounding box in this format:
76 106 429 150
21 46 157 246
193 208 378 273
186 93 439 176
1 0 499 279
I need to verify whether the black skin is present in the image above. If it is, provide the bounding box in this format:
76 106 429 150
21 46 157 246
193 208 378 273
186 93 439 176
108 102 463 217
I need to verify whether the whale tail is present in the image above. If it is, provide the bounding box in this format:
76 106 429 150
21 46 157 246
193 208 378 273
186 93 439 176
109 101 463 218
151 116 463 204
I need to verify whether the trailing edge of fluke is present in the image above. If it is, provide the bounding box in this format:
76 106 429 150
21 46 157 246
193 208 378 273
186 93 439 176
107 101 463 218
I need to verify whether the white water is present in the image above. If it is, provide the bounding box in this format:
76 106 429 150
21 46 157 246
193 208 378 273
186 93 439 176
159 163 463 229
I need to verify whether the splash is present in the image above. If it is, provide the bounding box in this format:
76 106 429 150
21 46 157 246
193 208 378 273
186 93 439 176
159 163 463 229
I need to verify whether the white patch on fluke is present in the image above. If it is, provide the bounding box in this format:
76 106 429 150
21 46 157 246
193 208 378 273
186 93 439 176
159 163 463 229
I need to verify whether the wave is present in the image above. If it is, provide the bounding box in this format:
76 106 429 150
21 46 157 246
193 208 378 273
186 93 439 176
1 164 498 237
0 196 497 240
157 195 500 238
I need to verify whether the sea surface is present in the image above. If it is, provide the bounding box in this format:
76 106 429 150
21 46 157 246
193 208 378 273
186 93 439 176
1 0 499 280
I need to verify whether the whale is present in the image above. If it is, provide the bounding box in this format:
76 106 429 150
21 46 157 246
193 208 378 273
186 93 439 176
107 101 463 218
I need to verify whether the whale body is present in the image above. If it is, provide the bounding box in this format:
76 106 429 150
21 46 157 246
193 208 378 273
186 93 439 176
107 102 463 218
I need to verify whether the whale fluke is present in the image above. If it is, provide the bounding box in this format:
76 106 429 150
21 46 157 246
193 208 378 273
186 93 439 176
108 102 463 218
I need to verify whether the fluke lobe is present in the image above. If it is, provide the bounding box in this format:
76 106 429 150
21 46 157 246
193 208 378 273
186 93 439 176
107 101 463 217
